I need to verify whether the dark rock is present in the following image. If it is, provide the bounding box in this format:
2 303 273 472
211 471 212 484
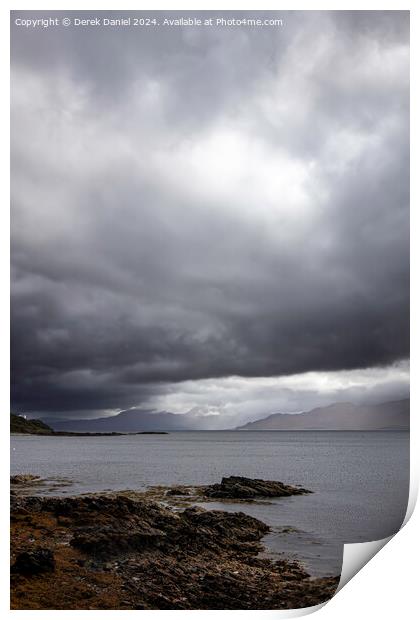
203 476 311 499
182 506 269 546
11 548 55 574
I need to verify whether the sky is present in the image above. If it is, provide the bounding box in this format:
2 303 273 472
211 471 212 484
11 10 409 427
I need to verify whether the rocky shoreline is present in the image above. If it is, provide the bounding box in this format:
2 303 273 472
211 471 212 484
11 476 339 610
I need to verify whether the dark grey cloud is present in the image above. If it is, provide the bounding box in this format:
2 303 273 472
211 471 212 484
11 11 409 419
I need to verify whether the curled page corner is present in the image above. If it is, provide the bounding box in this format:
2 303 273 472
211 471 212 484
337 475 417 594
337 535 393 593
402 477 418 527
246 602 327 619
247 601 328 619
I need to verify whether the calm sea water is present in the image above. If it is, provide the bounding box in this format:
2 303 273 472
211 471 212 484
10 431 409 577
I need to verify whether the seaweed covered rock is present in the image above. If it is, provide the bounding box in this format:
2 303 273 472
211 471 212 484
11 474 41 486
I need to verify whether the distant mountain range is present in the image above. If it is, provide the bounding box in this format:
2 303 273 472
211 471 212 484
42 409 205 433
40 399 410 433
236 399 409 431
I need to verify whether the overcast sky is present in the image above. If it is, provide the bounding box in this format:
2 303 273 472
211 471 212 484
11 11 409 425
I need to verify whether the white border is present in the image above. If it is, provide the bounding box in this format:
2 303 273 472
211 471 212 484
2 1 418 618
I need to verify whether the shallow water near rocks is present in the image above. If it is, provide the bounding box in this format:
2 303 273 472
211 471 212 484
11 430 409 577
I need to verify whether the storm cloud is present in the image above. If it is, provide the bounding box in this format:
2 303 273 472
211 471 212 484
11 11 409 422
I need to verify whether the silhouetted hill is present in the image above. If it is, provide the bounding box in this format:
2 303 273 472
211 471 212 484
11 414 53 435
236 399 409 431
